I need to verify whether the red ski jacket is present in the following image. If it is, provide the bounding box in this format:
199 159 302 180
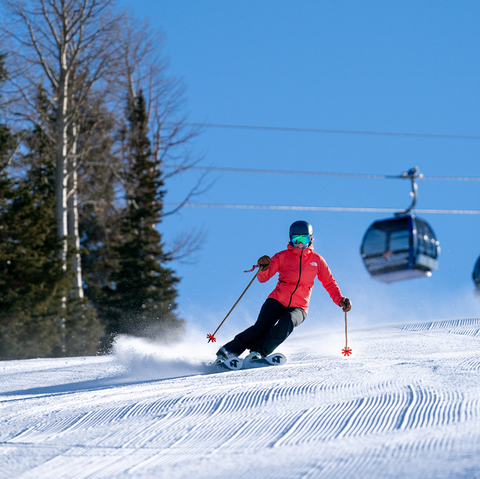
257 244 343 314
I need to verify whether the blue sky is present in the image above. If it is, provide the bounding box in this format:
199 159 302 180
118 1 480 340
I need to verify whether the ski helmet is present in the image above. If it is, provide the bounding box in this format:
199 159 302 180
289 220 313 248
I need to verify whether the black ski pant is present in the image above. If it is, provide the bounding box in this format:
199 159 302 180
220 298 306 357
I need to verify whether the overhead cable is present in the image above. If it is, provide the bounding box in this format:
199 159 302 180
164 202 480 215
183 122 480 141
164 165 480 182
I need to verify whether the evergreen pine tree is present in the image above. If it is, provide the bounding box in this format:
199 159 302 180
0 129 69 358
100 91 184 345
79 107 120 309
0 84 103 358
22 89 104 357
0 53 64 358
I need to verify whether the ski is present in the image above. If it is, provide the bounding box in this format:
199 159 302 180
242 352 287 369
208 353 286 374
210 356 244 372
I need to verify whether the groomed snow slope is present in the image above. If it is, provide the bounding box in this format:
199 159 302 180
2 318 480 479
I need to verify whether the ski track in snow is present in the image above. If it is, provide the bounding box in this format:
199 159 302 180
1 319 480 478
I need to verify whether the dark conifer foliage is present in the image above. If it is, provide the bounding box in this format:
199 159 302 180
0 86 103 358
22 90 104 357
79 106 121 341
0 128 68 358
99 91 184 345
0 55 65 358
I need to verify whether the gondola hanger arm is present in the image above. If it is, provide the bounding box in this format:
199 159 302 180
395 166 423 216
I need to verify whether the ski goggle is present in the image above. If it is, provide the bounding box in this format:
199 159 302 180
291 234 310 245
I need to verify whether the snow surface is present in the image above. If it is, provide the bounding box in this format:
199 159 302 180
2 318 480 479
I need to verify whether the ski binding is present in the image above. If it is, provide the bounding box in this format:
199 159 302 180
242 352 287 369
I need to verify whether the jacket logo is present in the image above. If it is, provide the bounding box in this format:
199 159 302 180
310 262 317 267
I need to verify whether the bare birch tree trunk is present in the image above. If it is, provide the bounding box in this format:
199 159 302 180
56 60 69 353
56 56 70 270
68 122 84 298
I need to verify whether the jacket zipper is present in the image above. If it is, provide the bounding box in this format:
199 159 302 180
287 249 303 308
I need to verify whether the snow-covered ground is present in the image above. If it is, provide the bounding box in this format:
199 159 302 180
2 318 480 479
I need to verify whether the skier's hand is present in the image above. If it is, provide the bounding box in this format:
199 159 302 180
257 255 271 271
339 297 352 312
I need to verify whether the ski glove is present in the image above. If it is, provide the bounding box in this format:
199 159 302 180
257 255 271 271
339 297 352 312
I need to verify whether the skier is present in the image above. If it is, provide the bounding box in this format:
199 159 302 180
215 220 352 364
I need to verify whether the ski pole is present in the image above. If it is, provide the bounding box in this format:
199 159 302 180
207 267 260 343
341 299 352 356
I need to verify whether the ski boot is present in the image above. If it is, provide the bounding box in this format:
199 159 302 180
214 347 237 364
